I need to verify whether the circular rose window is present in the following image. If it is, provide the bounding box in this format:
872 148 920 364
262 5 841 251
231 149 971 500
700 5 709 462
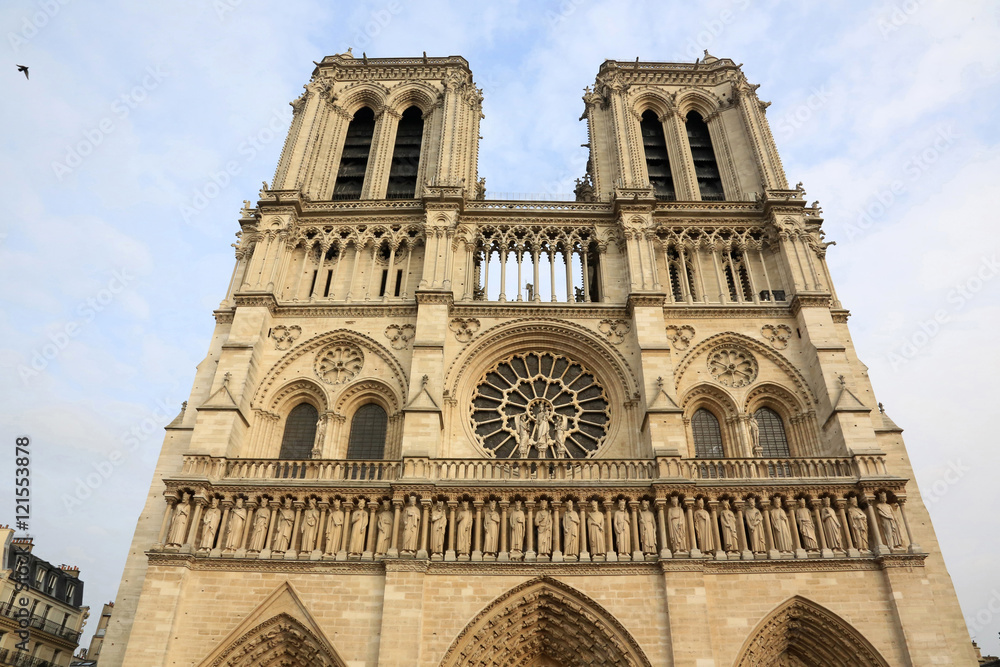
471 352 610 459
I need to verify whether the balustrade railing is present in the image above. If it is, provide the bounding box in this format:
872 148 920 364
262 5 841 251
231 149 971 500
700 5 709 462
0 602 81 643
0 650 54 667
180 454 887 483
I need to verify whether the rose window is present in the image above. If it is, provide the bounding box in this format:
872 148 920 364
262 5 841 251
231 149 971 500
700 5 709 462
471 352 610 459
707 346 758 388
315 344 364 385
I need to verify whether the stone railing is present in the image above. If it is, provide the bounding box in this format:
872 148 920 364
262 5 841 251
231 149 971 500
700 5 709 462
180 454 888 484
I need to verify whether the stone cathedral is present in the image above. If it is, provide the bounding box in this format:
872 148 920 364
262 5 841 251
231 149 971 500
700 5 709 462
101 52 976 666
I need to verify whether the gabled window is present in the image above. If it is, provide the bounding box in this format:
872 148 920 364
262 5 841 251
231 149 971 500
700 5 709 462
279 403 318 459
333 107 376 200
754 407 790 457
346 404 387 459
640 110 675 200
692 408 724 458
386 106 424 199
685 111 724 201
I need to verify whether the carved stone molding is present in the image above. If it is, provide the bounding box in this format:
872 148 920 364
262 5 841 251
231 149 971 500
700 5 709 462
761 324 792 350
314 344 364 385
707 346 758 388
449 317 480 343
272 325 302 351
665 325 696 350
383 324 415 350
598 319 631 344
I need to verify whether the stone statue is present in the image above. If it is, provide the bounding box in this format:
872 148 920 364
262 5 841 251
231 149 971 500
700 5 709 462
820 497 842 550
613 499 630 555
562 500 580 557
693 498 715 552
748 415 762 457
401 496 420 554
587 500 606 556
375 500 393 555
533 404 552 458
719 500 738 552
513 413 532 458
744 498 766 552
475 176 486 200
483 500 500 555
667 496 687 551
248 502 271 552
301 498 320 553
430 500 447 556
312 417 326 458
639 500 657 554
198 497 221 551
325 499 344 555
509 500 526 556
534 499 552 556
272 497 295 552
770 498 793 552
847 496 869 550
553 414 570 458
166 493 191 546
224 497 247 551
348 501 368 555
457 501 473 557
875 492 903 548
795 498 818 550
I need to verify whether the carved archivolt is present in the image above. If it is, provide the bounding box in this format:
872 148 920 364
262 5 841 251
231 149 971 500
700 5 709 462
315 343 364 385
267 379 329 414
471 352 610 459
439 577 653 667
734 596 890 667
707 346 758 388
206 613 344 667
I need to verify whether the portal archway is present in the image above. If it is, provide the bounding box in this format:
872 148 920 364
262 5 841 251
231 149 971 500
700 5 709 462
439 577 652 667
733 596 891 667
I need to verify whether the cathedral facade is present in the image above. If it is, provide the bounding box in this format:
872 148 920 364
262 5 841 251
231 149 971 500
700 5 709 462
101 53 976 666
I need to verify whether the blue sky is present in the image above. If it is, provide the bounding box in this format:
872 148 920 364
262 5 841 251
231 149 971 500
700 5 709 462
2 0 999 656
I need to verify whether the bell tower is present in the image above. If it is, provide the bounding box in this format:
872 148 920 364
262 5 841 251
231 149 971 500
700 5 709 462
101 53 976 667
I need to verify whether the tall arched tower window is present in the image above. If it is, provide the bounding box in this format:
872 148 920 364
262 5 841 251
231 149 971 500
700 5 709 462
386 106 424 199
754 407 790 457
640 110 675 200
333 107 376 200
692 408 724 458
279 403 318 459
685 111 724 201
346 404 388 459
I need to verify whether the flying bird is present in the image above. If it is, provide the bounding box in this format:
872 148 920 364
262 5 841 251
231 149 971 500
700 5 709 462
16 64 29 79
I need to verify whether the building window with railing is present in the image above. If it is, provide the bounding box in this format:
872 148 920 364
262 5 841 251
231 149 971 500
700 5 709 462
692 408 724 458
754 407 790 457
278 403 318 459
346 404 387 459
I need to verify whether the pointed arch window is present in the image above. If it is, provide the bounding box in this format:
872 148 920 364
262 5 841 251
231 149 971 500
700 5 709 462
692 408 724 458
640 110 675 201
346 404 387 459
754 407 790 457
386 106 424 199
279 403 318 459
333 106 376 200
685 111 725 201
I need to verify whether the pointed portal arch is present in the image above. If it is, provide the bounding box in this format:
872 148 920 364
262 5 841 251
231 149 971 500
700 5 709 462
734 596 891 667
439 576 652 667
198 582 346 667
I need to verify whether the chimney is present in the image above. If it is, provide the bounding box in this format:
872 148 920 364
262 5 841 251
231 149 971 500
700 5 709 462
11 535 33 554
60 564 80 578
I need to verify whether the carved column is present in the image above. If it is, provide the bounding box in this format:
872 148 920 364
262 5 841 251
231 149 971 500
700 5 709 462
445 501 457 562
655 499 672 559
812 500 831 558
578 501 590 562
155 498 176 549
184 497 205 553
629 501 643 561
708 500 725 560
684 499 701 558
215 501 231 557
260 500 279 559
337 501 351 561
865 494 890 555
897 497 922 554
603 500 617 562
498 501 509 562
362 501 377 560
761 498 778 559
551 501 563 563
525 501 536 562
288 502 304 559
472 500 483 561
734 500 751 561
388 499 402 558
835 499 858 557
418 499 431 559
788 502 805 559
